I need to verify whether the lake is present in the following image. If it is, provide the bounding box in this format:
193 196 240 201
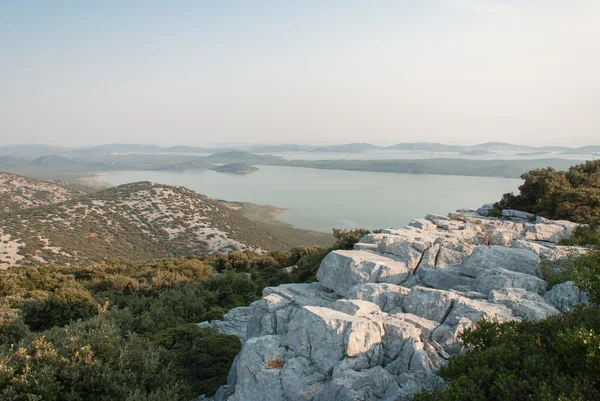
97 166 522 232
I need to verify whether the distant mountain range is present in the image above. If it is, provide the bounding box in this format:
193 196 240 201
2 142 599 158
0 174 332 267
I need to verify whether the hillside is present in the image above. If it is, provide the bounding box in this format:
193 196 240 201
286 158 577 178
0 181 333 268
0 171 86 213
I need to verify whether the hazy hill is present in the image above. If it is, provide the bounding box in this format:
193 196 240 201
287 158 578 178
386 142 466 152
561 145 600 154
0 181 332 267
0 144 72 158
471 142 534 152
159 159 215 170
246 144 316 153
72 143 162 154
0 172 86 213
313 143 383 153
205 151 285 164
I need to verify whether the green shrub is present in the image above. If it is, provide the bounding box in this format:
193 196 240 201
415 307 600 401
0 317 191 401
332 228 371 250
153 324 241 396
496 160 600 223
19 288 99 331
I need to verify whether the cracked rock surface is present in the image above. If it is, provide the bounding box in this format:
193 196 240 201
205 208 587 401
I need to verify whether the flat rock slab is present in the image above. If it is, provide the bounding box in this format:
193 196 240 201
461 245 541 278
317 250 411 296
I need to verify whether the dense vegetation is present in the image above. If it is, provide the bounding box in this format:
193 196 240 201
416 163 600 401
496 160 600 223
0 229 366 400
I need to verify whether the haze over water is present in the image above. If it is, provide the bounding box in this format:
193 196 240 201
98 166 521 232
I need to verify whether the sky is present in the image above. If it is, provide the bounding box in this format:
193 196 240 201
1 0 599 147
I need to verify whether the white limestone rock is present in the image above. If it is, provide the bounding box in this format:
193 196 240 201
502 209 535 219
316 250 411 296
473 267 547 295
283 306 384 374
489 288 560 321
476 203 494 216
402 286 458 323
444 297 516 327
461 245 541 278
346 283 410 313
523 221 578 243
197 303 257 341
217 210 586 401
228 336 286 401
419 266 475 291
332 299 382 317
409 218 437 231
316 367 397 401
543 281 590 312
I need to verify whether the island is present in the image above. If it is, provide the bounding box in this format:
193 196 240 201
211 163 259 174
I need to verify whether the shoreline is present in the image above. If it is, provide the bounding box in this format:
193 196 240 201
78 172 114 189
84 172 299 229
216 200 292 228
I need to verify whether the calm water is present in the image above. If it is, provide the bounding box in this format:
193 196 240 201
98 166 522 232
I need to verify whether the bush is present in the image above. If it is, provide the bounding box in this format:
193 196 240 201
153 324 241 396
496 160 600 223
0 317 191 401
332 228 371 250
19 288 99 331
415 307 600 401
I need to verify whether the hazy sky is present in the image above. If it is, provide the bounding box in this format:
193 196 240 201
1 1 599 147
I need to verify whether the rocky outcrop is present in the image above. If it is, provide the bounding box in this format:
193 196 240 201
205 207 588 401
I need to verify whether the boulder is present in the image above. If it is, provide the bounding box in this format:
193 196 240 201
418 244 440 268
283 306 384 374
523 222 577 243
317 250 411 296
332 299 382 317
425 213 449 222
543 281 590 312
444 297 516 327
402 286 458 323
435 246 466 268
502 209 535 219
228 336 287 401
419 266 475 290
409 218 436 231
476 204 494 216
280 357 327 401
197 303 257 341
346 283 409 312
461 246 541 278
316 367 397 401
473 268 547 295
354 242 379 251
489 288 560 321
